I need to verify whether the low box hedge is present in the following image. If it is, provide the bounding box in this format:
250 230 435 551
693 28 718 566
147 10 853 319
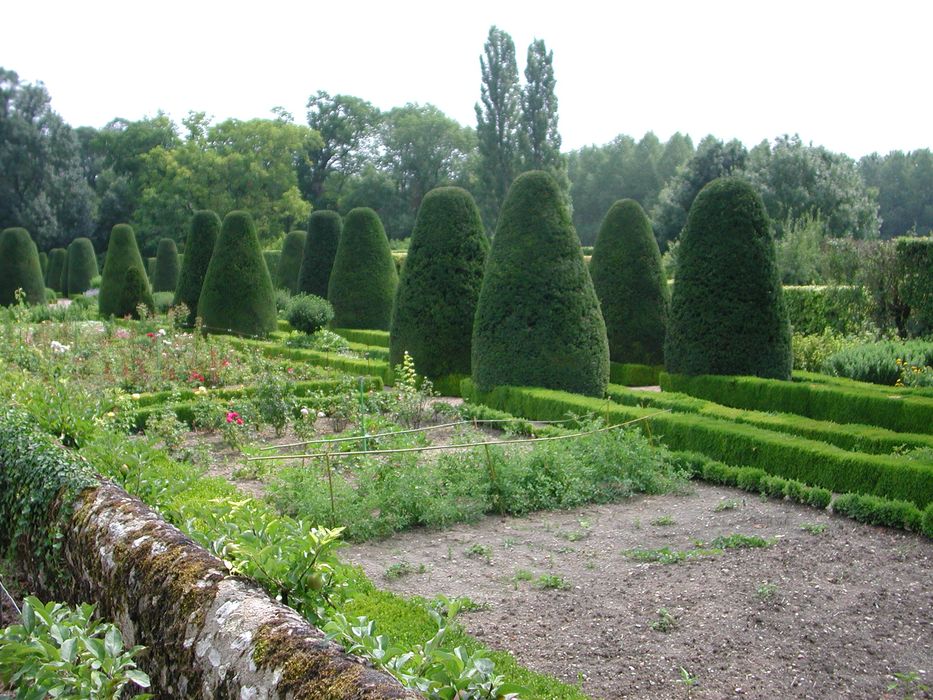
331 328 391 348
609 362 662 387
230 338 393 385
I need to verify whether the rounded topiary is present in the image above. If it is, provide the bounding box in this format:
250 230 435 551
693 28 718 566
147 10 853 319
99 224 150 318
285 294 334 334
152 238 180 293
116 265 155 319
0 228 45 306
297 210 342 298
472 170 609 397
665 177 792 379
276 230 307 294
65 238 98 296
589 199 669 365
327 207 398 330
198 210 277 337
389 187 489 382
174 210 220 324
45 248 67 293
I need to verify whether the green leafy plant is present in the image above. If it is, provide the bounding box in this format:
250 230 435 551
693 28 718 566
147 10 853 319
651 515 675 526
464 544 492 563
534 574 569 590
0 597 151 698
650 607 678 633
285 294 334 335
385 561 427 580
800 522 827 535
756 582 778 602
713 498 740 512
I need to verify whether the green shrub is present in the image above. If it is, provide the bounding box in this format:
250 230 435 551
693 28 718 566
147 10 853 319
146 256 156 279
115 266 154 319
832 493 923 532
45 247 68 293
286 294 334 335
274 288 292 315
783 285 872 335
152 237 180 293
332 328 390 347
0 228 45 306
45 288 57 302
65 237 98 296
896 236 933 337
923 503 933 537
198 211 277 337
472 171 609 397
276 229 306 294
609 363 662 387
153 291 174 313
298 210 342 298
822 339 933 386
38 250 47 276
792 329 861 372
174 210 220 325
328 207 398 330
390 187 489 382
665 177 792 379
90 274 102 288
590 199 668 365
98 224 150 318
262 250 281 282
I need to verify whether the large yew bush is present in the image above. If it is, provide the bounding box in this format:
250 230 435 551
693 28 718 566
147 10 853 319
152 238 180 293
276 230 306 294
99 224 149 318
297 210 342 298
0 228 45 306
174 210 220 324
65 238 98 296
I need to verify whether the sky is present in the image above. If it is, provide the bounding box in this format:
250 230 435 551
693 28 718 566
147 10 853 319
4 0 931 158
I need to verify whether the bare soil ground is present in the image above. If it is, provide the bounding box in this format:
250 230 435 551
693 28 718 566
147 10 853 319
343 483 933 700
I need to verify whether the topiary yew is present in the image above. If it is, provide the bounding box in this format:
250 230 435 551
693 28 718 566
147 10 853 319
276 230 306 294
390 187 489 382
198 210 277 337
65 237 98 296
174 210 220 324
99 224 150 318
665 177 792 379
297 210 342 298
327 208 398 330
590 199 669 365
152 238 180 293
38 251 48 277
0 228 45 306
472 170 609 397
115 265 155 318
45 248 67 293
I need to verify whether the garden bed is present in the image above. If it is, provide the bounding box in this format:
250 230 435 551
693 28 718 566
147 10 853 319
343 482 933 699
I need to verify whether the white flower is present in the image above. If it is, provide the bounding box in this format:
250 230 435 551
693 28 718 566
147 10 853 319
49 340 71 353
300 407 310 416
317 411 326 418
157 328 166 336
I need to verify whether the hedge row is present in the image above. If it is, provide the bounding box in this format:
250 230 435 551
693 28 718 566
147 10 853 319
896 236 933 337
460 380 933 507
609 363 662 387
794 368 933 398
331 328 391 348
819 340 933 387
783 285 873 335
662 372 933 435
606 384 933 456
230 338 393 384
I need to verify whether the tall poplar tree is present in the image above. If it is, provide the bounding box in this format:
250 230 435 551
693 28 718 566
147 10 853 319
519 40 564 177
474 26 521 228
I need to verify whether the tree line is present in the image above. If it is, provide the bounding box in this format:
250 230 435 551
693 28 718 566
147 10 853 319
2 27 932 257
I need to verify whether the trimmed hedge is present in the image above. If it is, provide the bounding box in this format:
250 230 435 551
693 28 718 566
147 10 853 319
98 224 149 318
472 170 609 397
198 211 277 338
65 237 98 296
832 493 924 532
662 371 933 436
332 328 390 348
0 228 46 306
460 379 933 507
609 363 662 387
230 338 393 385
116 265 155 319
390 186 489 383
297 210 342 298
277 230 307 294
821 340 933 387
152 238 180 293
896 236 933 337
794 368 933 399
606 383 933 456
666 177 792 379
783 285 872 335
174 210 220 324
46 247 68 293
589 199 668 365
328 208 398 330
39 250 48 276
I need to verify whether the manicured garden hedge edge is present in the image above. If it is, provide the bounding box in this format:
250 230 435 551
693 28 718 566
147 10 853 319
332 328 391 348
606 384 933 456
609 362 662 386
460 380 933 507
662 372 933 435
793 370 933 399
230 337 393 385
0 406 417 699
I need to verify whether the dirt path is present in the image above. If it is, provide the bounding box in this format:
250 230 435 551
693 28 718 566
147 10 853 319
343 483 933 699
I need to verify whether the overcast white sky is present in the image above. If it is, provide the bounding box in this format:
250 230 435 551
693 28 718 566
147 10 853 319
4 0 930 158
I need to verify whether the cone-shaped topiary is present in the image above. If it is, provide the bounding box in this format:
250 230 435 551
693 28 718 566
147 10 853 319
0 228 46 306
152 238 180 293
146 257 157 279
328 208 398 330
46 248 67 293
472 171 609 397
174 210 220 324
115 265 155 319
390 187 489 383
297 210 342 298
65 238 98 296
198 211 277 337
589 199 669 365
262 251 280 281
39 251 48 277
276 230 306 294
99 224 150 318
665 177 792 379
